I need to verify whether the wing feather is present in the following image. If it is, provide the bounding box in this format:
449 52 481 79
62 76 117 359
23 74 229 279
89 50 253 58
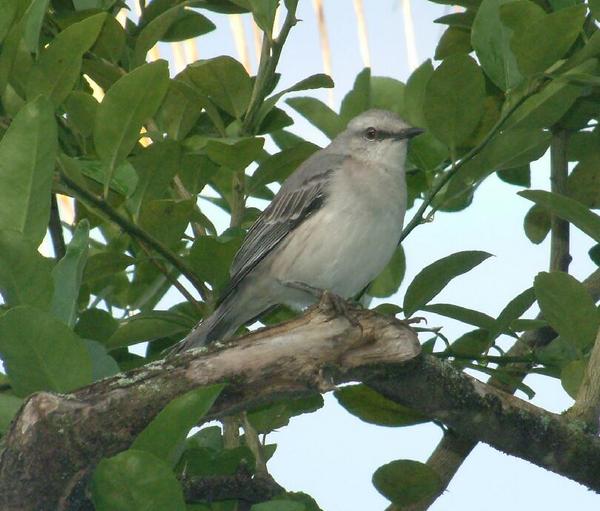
218 152 346 303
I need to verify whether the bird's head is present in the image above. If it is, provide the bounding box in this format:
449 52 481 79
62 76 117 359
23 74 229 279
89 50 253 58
331 109 423 168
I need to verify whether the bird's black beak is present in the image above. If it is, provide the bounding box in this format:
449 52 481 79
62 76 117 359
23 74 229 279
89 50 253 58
395 127 425 140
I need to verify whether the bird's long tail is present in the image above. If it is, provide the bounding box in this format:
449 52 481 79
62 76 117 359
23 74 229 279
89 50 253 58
170 287 268 354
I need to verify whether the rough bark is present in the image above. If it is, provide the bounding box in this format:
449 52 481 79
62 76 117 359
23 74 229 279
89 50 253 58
1 298 600 510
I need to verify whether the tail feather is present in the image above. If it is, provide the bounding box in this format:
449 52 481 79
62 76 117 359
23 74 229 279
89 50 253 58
170 285 272 354
171 299 237 354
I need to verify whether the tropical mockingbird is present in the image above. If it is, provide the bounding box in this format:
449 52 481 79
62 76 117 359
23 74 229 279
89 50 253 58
174 109 422 352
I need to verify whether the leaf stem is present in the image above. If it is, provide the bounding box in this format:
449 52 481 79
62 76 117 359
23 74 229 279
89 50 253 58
59 171 209 301
241 3 299 135
399 86 540 243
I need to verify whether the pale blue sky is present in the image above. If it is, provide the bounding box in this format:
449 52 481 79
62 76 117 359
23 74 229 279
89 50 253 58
145 2 599 509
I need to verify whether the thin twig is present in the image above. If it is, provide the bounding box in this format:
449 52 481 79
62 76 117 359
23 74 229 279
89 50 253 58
137 242 203 314
549 128 571 272
399 86 542 243
241 2 299 134
59 170 209 300
49 194 66 259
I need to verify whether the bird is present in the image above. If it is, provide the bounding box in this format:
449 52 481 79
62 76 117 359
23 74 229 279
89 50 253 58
173 109 423 352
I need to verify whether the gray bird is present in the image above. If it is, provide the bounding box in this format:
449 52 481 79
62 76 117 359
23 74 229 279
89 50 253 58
174 109 422 352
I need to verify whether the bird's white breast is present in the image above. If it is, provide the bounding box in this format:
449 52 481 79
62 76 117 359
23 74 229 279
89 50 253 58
268 158 407 304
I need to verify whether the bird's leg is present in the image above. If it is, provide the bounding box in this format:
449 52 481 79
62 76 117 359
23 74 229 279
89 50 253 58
280 280 360 327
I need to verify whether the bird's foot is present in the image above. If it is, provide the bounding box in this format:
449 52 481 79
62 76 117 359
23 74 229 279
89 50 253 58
280 280 360 327
399 316 427 327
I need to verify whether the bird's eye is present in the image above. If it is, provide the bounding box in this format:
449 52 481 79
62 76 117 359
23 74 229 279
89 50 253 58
364 127 377 141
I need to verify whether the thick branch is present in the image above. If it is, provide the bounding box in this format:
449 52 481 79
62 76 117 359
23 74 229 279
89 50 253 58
410 268 600 510
2 299 600 510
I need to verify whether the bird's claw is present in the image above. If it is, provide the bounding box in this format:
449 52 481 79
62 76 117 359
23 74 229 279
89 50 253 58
399 316 427 326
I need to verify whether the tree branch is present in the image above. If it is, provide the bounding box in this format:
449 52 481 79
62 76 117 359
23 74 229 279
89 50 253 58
399 84 541 242
549 128 571 272
59 171 209 300
393 267 600 510
2 298 600 509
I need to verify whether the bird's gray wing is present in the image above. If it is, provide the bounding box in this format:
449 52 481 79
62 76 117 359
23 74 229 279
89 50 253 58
218 152 346 304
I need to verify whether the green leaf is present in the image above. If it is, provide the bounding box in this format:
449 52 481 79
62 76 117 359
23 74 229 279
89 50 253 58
403 251 492 316
334 384 427 427
249 142 319 193
188 233 244 292
90 450 186 511
471 0 528 90
457 129 550 186
286 97 344 139
568 159 600 209
451 328 491 358
247 395 323 433
369 76 406 115
497 165 530 187
589 244 600 266
509 4 586 76
0 0 18 44
373 459 442 507
0 230 53 309
138 199 193 247
26 13 106 106
404 60 434 127
591 0 600 20
0 392 22 434
340 68 371 122
75 309 119 343
422 303 495 330
0 97 57 245
134 6 185 67
523 204 551 244
251 502 305 511
22 0 49 53
129 141 181 219
489 287 536 340
534 271 599 351
435 27 472 60
185 56 252 118
107 311 194 349
85 339 120 380
256 73 334 126
368 246 406 298
205 137 264 170
93 15 125 63
50 220 89 327
64 91 98 137
519 190 600 243
132 384 225 466
162 10 215 42
249 0 279 36
94 60 170 195
560 359 586 398
424 54 485 150
0 306 92 396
